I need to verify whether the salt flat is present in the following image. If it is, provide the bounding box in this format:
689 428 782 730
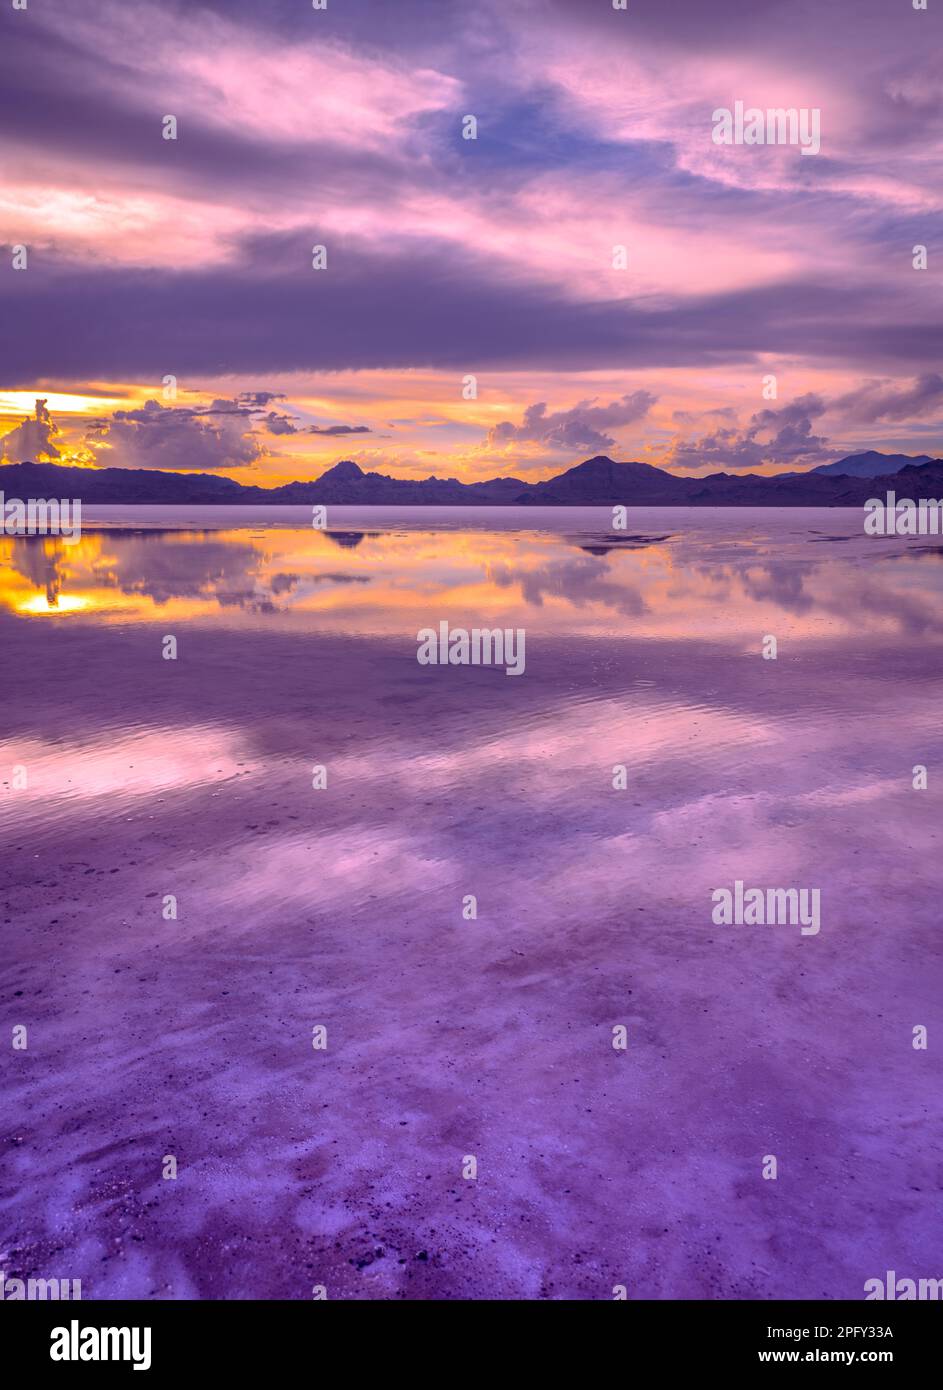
1 508 941 1299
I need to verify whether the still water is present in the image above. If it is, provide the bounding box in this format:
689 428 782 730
2 507 941 1298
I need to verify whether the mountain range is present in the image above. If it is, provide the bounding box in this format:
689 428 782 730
810 450 933 478
2 451 941 508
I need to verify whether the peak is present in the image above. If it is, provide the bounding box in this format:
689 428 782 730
564 455 658 476
317 459 364 482
557 455 619 476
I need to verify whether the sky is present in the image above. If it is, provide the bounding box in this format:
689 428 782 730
1 0 941 485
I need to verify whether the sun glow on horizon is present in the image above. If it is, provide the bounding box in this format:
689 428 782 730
0 392 125 417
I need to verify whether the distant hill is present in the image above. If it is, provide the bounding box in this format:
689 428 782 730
0 459 527 506
3 454 943 507
811 450 933 478
517 454 943 506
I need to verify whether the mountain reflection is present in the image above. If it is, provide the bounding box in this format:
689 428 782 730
0 514 940 644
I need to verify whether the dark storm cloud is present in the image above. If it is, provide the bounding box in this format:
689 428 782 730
2 238 939 384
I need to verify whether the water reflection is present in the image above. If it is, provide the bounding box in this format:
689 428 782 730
2 511 942 644
4 508 943 1302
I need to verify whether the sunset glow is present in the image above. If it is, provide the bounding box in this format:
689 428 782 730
1 0 939 483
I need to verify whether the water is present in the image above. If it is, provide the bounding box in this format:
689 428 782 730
2 507 942 1298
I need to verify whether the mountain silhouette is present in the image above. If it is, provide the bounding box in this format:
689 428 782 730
811 450 933 478
2 453 942 507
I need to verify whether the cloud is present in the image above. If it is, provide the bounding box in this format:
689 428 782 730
664 395 830 471
306 424 372 437
662 375 943 473
0 398 62 463
92 398 263 471
4 243 939 385
237 391 285 410
4 0 461 153
486 392 657 456
672 407 737 425
259 411 299 436
829 373 943 425
258 411 372 437
2 0 941 483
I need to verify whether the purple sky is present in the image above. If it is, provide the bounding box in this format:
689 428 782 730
1 0 941 482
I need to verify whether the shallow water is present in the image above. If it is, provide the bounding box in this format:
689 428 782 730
2 507 942 1299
